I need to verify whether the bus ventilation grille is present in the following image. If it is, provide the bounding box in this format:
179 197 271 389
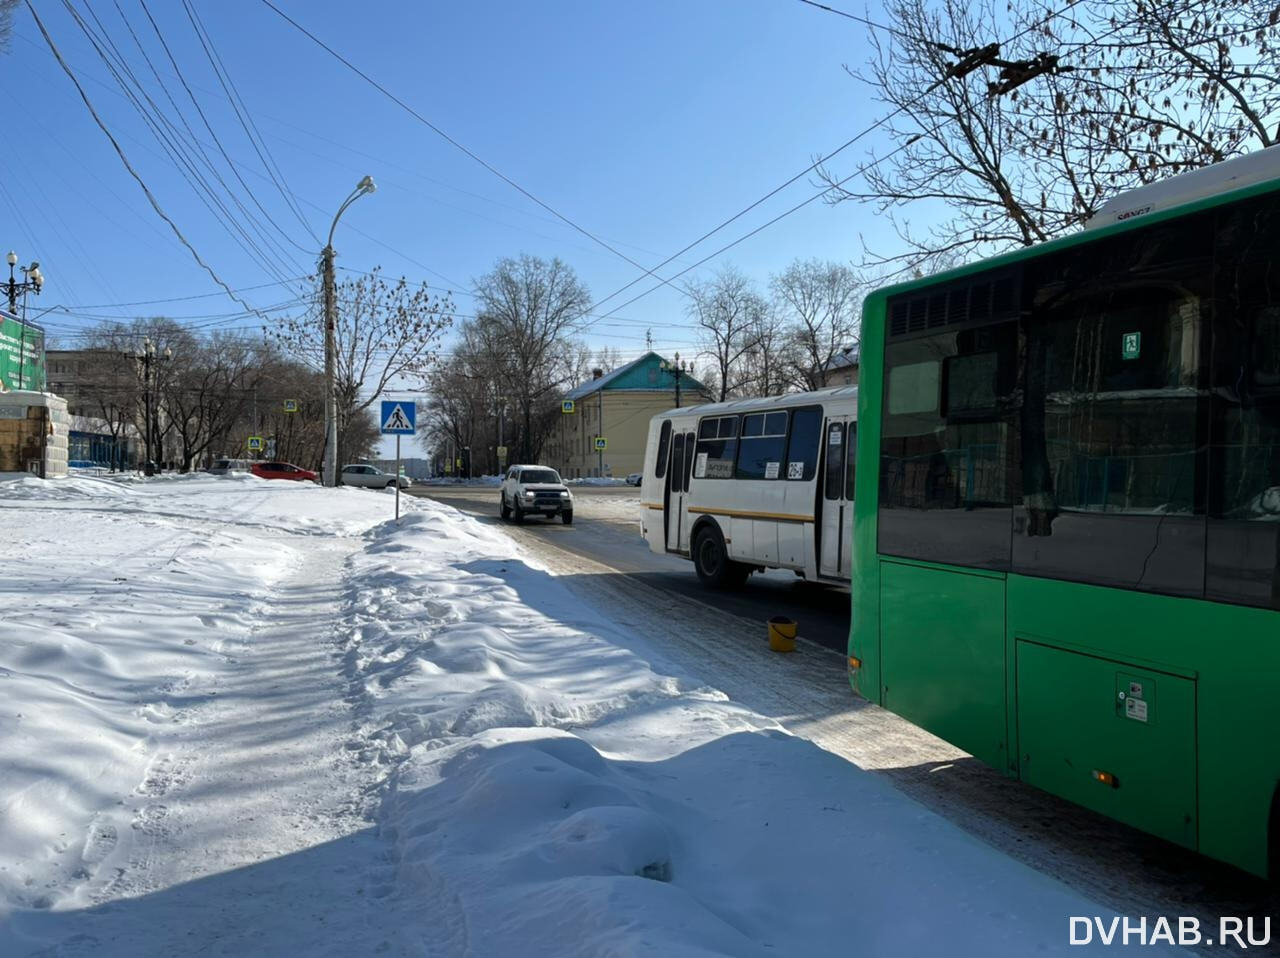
888 273 1019 339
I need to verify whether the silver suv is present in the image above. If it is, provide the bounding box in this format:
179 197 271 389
500 465 573 524
341 463 412 489
207 458 250 476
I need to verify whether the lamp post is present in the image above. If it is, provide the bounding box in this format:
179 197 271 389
6 251 45 390
136 337 172 475
321 175 376 487
661 352 687 408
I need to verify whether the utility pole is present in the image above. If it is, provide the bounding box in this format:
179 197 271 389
597 382 604 477
321 242 338 486
321 176 376 487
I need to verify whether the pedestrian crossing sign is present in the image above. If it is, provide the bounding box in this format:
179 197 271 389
562 400 575 414
594 437 608 451
283 399 298 413
380 400 416 435
247 436 263 452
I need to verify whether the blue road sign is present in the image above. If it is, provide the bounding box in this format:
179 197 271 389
380 400 416 435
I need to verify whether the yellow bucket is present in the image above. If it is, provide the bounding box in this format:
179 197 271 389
767 616 797 653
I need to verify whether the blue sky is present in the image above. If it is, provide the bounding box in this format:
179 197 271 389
9 1 901 452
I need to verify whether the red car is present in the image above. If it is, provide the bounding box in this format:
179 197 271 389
251 461 317 482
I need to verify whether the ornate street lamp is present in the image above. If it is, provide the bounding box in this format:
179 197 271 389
661 351 688 408
6 251 45 390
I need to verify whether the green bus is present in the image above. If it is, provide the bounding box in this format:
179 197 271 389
849 148 1280 877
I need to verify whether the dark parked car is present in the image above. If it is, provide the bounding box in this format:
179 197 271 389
251 461 317 482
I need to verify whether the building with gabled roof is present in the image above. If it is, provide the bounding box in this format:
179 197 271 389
548 351 710 479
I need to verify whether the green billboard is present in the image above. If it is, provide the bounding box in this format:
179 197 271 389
0 312 45 392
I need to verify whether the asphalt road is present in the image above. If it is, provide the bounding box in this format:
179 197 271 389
406 483 853 653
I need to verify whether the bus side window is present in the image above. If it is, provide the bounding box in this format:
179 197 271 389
655 421 672 478
737 412 788 479
1207 194 1280 609
825 423 845 500
694 415 738 478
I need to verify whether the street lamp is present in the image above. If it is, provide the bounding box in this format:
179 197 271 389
661 351 687 408
6 251 45 390
321 175 376 488
135 336 172 475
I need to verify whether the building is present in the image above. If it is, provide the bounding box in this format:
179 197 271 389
547 352 709 479
819 345 860 388
45 348 141 469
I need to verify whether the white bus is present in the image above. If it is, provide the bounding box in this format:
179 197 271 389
639 387 859 588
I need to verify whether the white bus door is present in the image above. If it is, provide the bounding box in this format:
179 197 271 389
818 419 855 579
665 429 695 553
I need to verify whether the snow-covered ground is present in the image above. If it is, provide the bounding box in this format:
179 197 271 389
0 475 1172 956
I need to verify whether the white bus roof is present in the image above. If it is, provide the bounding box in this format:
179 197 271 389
1084 146 1280 230
656 385 859 420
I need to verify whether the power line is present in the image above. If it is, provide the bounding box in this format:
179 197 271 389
61 0 307 289
133 0 316 256
256 0 691 302
25 0 275 321
581 0 1096 326
592 137 921 323
791 0 907 40
57 275 314 310
179 0 319 245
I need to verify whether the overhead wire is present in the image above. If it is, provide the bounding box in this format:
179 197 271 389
61 0 306 290
256 0 692 302
579 0 1112 327
179 0 319 245
134 0 317 258
94 0 310 283
24 0 274 320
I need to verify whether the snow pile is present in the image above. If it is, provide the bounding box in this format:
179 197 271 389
418 474 504 487
340 504 1143 956
0 474 135 500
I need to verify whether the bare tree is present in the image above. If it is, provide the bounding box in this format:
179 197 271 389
252 354 325 469
275 266 453 464
591 345 624 373
820 0 1280 273
162 335 259 471
686 266 765 402
739 303 794 397
772 259 864 391
0 0 20 53
1015 0 1280 181
422 325 493 473
471 255 592 463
